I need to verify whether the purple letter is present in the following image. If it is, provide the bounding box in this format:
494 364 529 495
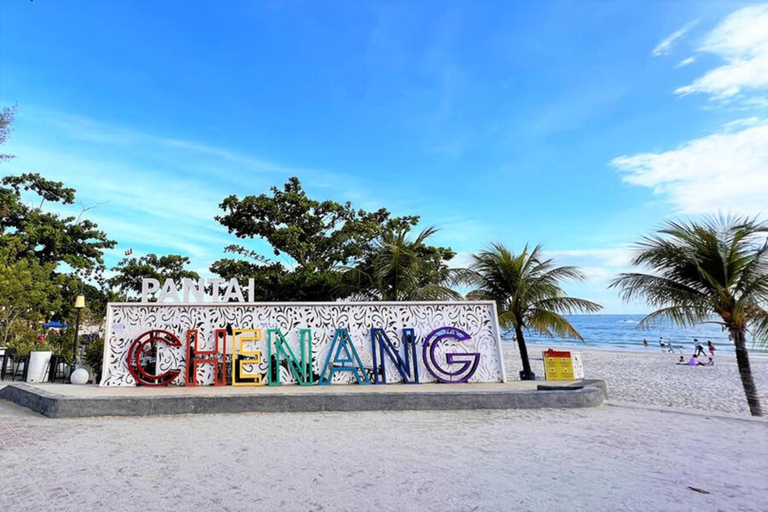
422 327 479 383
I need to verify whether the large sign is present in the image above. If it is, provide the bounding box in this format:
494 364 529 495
100 302 506 387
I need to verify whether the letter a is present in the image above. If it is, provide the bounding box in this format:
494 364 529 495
319 328 370 385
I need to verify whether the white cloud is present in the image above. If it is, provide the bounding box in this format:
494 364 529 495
676 56 696 68
548 248 633 272
675 4 768 98
611 120 768 215
652 20 699 57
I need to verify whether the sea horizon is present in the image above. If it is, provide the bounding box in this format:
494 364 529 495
502 313 767 355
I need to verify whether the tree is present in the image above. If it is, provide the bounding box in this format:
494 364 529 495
0 107 116 337
458 243 602 380
210 245 343 301
109 253 200 297
0 242 59 346
0 173 114 272
610 215 768 416
215 176 419 272
0 105 17 164
1 107 113 272
343 225 459 301
212 176 421 301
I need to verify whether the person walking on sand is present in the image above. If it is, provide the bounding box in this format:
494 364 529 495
693 339 706 357
707 340 716 357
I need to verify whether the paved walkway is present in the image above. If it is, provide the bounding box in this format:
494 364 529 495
1 399 766 511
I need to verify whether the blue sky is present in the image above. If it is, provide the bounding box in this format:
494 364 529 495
2 1 768 312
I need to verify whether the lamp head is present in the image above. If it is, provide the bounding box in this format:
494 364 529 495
75 295 86 309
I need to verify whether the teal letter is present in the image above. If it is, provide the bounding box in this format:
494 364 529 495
267 329 314 385
320 328 371 385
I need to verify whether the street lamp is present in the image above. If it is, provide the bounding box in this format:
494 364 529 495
70 294 86 376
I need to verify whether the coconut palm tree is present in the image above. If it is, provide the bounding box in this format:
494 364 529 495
342 226 460 301
610 215 767 416
458 243 602 380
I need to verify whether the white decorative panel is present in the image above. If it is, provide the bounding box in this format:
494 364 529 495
101 301 505 387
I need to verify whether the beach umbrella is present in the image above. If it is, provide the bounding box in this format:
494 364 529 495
43 321 70 329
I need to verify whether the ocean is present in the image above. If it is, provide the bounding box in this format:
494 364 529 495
502 314 767 355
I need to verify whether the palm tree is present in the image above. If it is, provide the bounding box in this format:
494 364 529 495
458 243 602 380
342 226 460 301
610 215 767 416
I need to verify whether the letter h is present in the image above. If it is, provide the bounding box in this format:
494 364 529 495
186 329 227 386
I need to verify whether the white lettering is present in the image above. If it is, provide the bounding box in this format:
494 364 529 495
208 278 225 302
222 278 245 303
141 278 161 302
182 278 206 302
157 278 181 303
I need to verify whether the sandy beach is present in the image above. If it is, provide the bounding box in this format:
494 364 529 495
2 342 767 511
505 343 768 416
0 394 766 511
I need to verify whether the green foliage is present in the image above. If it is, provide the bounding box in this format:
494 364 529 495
7 338 53 359
46 329 74 363
215 176 419 272
84 337 104 381
211 247 345 301
212 177 428 301
109 253 200 296
343 225 459 301
0 173 115 273
610 214 768 416
0 242 60 346
458 243 601 379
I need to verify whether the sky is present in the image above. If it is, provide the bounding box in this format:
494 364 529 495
1 1 767 313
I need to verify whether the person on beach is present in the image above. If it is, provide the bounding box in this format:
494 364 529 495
693 339 706 357
707 357 715 366
707 340 716 357
659 337 676 353
676 356 686 365
642 338 648 347
687 355 706 366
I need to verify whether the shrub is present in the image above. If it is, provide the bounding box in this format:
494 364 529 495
84 337 104 382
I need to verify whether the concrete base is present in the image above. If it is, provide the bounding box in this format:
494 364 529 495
0 380 607 418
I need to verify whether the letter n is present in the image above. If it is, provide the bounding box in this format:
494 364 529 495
267 329 314 386
319 328 370 385
371 328 419 384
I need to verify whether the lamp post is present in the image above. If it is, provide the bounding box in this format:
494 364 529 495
71 294 85 376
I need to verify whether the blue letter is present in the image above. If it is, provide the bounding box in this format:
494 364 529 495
370 328 419 384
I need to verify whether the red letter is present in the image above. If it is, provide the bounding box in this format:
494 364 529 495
127 330 182 386
186 329 227 386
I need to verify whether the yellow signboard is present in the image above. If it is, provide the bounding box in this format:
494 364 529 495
542 350 584 381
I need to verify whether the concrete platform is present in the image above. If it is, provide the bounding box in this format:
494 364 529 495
0 380 607 418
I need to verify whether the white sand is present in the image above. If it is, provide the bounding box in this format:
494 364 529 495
1 397 766 511
505 343 768 415
2 346 767 510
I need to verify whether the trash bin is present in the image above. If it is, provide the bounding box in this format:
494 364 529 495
26 350 53 383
